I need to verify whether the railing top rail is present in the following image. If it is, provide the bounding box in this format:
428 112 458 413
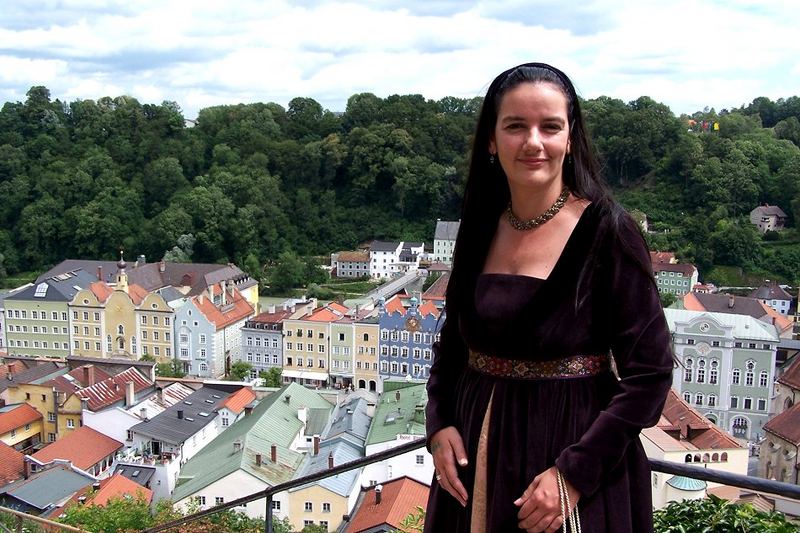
143 439 800 533
0 506 88 532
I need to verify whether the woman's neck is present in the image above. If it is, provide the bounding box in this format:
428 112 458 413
507 181 566 221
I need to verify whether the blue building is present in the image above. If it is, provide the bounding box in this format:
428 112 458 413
377 294 443 384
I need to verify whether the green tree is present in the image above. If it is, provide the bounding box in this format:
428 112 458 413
156 360 186 378
269 250 305 294
163 233 195 263
259 367 282 387
228 360 253 381
60 493 154 532
659 292 677 308
653 495 797 532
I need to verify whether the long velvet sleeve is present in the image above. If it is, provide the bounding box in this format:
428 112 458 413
425 313 468 449
555 215 674 497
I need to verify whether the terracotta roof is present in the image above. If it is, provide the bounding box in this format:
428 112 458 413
764 402 800 445
0 403 43 435
338 251 370 262
383 294 406 315
649 251 676 264
219 387 256 415
749 281 793 302
307 303 348 323
65 472 153 508
89 282 113 303
0 442 26 486
127 284 150 306
347 476 430 533
778 356 800 390
32 426 123 471
760 304 794 336
193 285 254 330
45 365 113 395
248 308 294 325
658 389 741 449
423 271 450 299
417 301 441 318
78 367 152 411
653 262 697 276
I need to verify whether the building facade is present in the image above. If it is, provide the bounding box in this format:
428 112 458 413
378 296 441 385
241 306 294 379
354 319 380 392
665 308 779 441
653 263 699 297
433 220 460 265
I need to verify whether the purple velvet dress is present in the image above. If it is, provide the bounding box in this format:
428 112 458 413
424 205 674 532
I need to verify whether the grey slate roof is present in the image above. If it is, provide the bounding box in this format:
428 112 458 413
752 205 788 218
292 439 363 497
325 397 371 444
172 382 333 503
692 293 770 319
0 362 67 394
37 260 257 297
749 282 793 301
369 241 401 252
130 385 236 444
7 269 96 303
0 465 94 512
115 464 156 488
434 220 460 240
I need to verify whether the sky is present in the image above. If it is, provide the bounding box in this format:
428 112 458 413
1 0 798 119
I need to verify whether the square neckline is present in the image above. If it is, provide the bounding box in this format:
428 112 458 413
480 201 594 283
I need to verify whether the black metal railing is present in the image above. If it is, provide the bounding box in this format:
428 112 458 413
143 439 800 533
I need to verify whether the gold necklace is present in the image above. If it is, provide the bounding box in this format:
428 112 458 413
506 187 570 231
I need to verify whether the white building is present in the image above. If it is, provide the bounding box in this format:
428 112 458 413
331 251 371 279
749 281 793 316
433 220 460 265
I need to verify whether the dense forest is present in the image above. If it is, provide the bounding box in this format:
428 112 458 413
0 86 799 286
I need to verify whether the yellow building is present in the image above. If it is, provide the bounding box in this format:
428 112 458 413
0 403 43 452
3 383 83 443
282 303 349 387
69 257 174 363
354 319 379 392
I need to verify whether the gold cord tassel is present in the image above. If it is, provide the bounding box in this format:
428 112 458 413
557 469 582 533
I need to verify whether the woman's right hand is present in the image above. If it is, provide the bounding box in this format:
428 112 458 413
430 426 469 507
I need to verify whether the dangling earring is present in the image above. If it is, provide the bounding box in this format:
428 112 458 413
489 153 496 165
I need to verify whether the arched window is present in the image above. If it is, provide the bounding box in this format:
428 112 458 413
721 452 728 462
746 360 755 386
785 397 794 410
117 325 124 335
702 453 710 462
697 359 706 383
683 392 691 403
683 358 693 382
708 394 717 407
732 369 741 385
118 338 124 350
693 454 701 462
695 393 704 406
363 333 369 342
684 454 693 463
711 453 719 462
760 371 769 388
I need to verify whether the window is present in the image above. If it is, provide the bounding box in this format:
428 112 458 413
320 521 329 530
711 341 720 347
758 398 767 411
695 393 703 406
730 396 739 409
153 316 159 326
304 502 313 512
735 342 742 348
48 412 56 422
67 418 75 428
319 358 325 368
318 332 324 339
215 497 224 505
83 311 88 320
363 333 369 341
687 339 695 345
199 334 206 343
322 502 331 512
93 312 100 321
684 358 693 381
401 347 409 358
307 329 313 338
48 433 56 442
165 317 171 326
307 343 313 352
381 330 389 341
319 344 325 353
271 501 281 510
745 371 754 387
764 344 771 350
153 331 159 341
732 369 740 385
338 333 345 341
197 496 206 505
222 416 229 427
708 394 717 407
401 331 409 342
744 397 753 410
416 454 425 465
287 342 293 350
141 315 147 325
749 343 757 349
760 371 769 388
62 312 68 321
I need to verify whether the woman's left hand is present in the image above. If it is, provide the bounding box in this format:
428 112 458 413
514 466 580 533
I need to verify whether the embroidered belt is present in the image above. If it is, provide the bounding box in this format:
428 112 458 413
468 350 609 380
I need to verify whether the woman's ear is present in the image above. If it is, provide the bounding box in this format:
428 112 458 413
488 138 496 155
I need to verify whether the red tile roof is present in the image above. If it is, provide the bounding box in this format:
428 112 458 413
764 402 800 445
347 476 430 533
45 365 113 395
422 271 450 299
307 303 348 323
653 262 697 276
193 285 254 330
89 281 113 303
0 403 43 435
649 251 676 264
658 389 740 449
249 308 294 324
31 426 123 471
76 472 153 507
778 356 800 390
0 442 25 486
383 294 406 315
219 387 256 415
78 367 152 411
127 284 150 306
417 301 441 319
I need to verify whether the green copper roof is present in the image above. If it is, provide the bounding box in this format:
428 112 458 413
666 475 707 491
365 383 427 446
173 382 333 502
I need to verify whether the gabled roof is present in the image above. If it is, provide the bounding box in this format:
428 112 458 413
193 285 254 331
0 361 67 394
31 426 123 471
78 367 153 411
663 308 779 342
247 308 294 326
383 294 406 316
324 397 371 446
749 281 793 301
366 384 427 446
0 403 43 435
682 293 794 336
649 251 676 264
652 262 697 276
172 383 333 502
88 281 113 303
347 476 430 533
337 251 370 262
65 472 153 508
292 439 362 497
778 355 800 390
0 464 94 513
417 300 441 319
219 387 256 415
752 205 788 218
656 389 740 450
434 220 460 240
129 385 237 445
306 303 349 323
370 241 402 253
764 402 800 445
115 465 155 488
423 271 450 299
0 442 26 487
8 270 96 303
45 365 113 395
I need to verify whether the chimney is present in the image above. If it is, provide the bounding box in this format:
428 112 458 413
313 435 320 456
24 458 33 479
284 395 291 404
208 285 214 303
137 254 146 267
92 482 101 490
97 266 103 281
159 260 166 273
728 295 735 309
268 305 276 314
83 365 96 387
7 362 16 374
199 292 205 305
125 380 135 407
221 281 227 306
80 397 89 411
244 405 253 417
327 452 334 469
140 407 147 420
177 410 184 420
375 484 383 505
255 453 262 466
271 444 277 463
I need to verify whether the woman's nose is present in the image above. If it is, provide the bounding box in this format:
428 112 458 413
523 127 543 149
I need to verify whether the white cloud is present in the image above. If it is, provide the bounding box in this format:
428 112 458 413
0 0 797 118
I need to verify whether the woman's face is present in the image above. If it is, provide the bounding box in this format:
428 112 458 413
489 81 571 194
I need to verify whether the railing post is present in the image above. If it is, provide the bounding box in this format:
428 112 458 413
265 494 272 533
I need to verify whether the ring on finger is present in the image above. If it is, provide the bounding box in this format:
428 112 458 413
435 472 442 481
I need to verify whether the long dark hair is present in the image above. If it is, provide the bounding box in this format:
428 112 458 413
445 63 622 320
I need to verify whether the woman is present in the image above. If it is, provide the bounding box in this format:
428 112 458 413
424 63 674 532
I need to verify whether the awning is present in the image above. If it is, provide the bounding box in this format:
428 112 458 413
283 369 329 381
